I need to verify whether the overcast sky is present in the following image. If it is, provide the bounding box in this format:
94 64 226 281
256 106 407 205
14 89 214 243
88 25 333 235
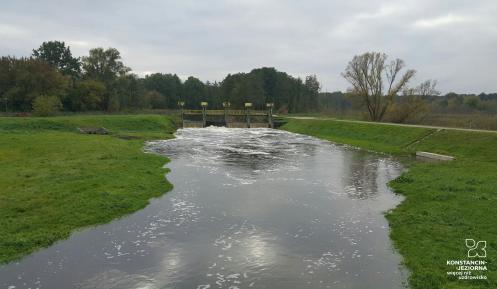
1 0 496 93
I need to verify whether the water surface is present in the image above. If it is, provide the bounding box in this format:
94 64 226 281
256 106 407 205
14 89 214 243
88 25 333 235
0 127 406 289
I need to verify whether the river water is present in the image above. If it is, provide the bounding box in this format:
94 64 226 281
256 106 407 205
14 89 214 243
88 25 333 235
0 127 407 289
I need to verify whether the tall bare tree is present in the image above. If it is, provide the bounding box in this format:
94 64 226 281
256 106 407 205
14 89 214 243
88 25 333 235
342 52 416 121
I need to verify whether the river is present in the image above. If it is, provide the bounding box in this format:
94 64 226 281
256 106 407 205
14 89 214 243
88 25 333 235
0 127 407 289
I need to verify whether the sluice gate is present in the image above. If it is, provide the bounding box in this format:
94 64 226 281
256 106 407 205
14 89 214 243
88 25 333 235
180 102 275 128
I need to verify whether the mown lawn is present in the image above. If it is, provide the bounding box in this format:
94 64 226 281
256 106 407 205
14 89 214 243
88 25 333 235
282 118 497 289
0 115 177 263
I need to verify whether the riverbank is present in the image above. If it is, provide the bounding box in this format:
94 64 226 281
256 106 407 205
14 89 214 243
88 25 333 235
0 115 177 264
282 118 496 289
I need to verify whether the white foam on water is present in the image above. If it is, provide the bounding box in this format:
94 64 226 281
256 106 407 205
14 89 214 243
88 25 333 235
145 127 328 185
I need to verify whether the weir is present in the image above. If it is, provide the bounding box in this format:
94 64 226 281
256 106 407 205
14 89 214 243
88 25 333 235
179 102 275 128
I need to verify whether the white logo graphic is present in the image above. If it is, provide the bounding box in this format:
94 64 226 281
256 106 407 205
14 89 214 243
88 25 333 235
466 239 486 258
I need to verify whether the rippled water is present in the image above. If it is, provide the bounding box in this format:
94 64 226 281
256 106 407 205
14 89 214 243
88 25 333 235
0 127 407 289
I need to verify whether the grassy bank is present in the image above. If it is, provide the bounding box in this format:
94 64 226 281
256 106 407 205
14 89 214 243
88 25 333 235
0 115 177 264
282 118 496 289
287 111 497 131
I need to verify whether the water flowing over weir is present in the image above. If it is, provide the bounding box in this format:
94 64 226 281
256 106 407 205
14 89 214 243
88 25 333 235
0 127 407 289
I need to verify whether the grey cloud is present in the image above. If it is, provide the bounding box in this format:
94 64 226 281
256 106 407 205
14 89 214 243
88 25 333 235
1 0 496 93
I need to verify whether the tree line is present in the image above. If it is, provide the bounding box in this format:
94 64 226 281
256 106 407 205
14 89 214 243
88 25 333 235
0 41 319 115
321 91 497 119
2 42 495 122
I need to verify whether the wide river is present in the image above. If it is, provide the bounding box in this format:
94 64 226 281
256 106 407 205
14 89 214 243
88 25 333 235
0 127 407 289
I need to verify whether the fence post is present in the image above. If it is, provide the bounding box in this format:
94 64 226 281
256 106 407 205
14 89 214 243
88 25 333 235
266 102 274 128
177 100 185 128
245 103 252 128
201 102 208 128
222 101 230 127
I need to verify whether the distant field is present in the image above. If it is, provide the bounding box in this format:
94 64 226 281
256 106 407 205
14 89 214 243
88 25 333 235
282 118 497 289
288 111 497 131
0 115 177 263
418 113 497 131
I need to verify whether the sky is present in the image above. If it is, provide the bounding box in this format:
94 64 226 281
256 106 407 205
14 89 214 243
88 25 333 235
1 0 496 93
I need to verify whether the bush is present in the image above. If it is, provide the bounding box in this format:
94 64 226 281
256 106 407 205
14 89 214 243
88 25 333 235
386 95 428 123
32 95 62 116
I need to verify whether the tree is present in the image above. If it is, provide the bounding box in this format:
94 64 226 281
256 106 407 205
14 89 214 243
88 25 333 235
183 76 206 108
388 80 439 123
231 74 265 108
252 67 278 103
116 74 147 110
82 48 130 111
67 80 106 111
303 75 320 112
143 73 182 108
204 81 222 108
32 41 81 78
318 91 351 113
82 48 130 82
416 79 440 98
0 56 69 111
145 90 166 109
219 68 316 112
32 95 62 116
464 95 480 110
342 52 416 121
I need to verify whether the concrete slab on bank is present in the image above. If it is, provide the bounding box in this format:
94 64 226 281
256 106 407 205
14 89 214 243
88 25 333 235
416 151 455 161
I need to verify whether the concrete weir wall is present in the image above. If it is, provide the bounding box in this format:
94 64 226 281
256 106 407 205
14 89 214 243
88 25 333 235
183 121 204 128
180 104 274 128
183 121 270 128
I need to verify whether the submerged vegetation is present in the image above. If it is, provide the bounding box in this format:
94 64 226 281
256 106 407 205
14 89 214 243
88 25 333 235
0 115 177 263
282 118 497 289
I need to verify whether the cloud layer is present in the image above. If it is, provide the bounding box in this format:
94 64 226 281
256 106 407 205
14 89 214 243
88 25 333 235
1 0 496 93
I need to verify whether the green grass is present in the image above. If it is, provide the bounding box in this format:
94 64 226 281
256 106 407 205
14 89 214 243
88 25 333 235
281 117 435 154
0 115 177 264
282 118 497 289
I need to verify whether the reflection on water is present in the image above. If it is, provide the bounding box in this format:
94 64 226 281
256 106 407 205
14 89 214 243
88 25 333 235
343 152 381 200
0 127 407 289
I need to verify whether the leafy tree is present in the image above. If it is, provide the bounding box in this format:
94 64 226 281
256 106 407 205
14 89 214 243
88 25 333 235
219 68 319 112
143 73 182 108
145 90 166 109
252 67 278 102
220 73 243 104
116 74 147 110
32 95 62 116
0 56 69 111
67 80 106 111
303 75 320 112
81 48 130 111
204 81 222 108
82 48 130 82
231 74 265 108
318 91 351 113
464 95 480 110
183 76 206 108
32 41 81 78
